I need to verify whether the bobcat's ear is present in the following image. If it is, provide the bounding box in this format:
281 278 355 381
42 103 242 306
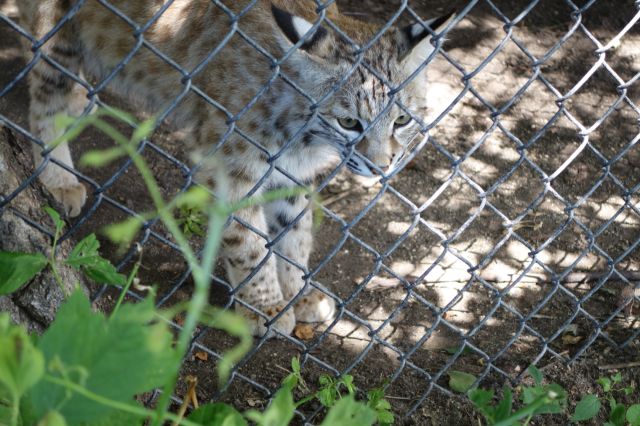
400 10 455 70
271 4 330 57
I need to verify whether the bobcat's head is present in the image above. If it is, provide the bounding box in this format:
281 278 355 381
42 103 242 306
272 4 455 177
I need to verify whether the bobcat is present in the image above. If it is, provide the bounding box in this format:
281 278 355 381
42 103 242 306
17 0 453 336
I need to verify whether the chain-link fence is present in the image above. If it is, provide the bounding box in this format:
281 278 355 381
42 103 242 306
1 0 639 423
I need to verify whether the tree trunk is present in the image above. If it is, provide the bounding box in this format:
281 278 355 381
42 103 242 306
0 126 87 332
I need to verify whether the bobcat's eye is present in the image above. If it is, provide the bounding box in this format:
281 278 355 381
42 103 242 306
394 115 412 127
338 117 362 131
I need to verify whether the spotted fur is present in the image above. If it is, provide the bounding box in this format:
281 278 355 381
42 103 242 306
18 0 453 336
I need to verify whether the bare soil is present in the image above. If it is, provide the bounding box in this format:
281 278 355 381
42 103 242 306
1 0 639 424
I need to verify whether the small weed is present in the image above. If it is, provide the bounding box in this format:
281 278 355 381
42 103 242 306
177 204 207 238
450 366 567 426
449 366 640 426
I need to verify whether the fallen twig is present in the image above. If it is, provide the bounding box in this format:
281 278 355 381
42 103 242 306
598 361 640 371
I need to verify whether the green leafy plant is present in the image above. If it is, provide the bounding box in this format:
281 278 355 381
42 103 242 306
184 356 382 426
571 394 601 423
568 372 639 425
283 357 391 424
177 204 207 238
449 365 567 426
366 385 394 425
0 207 125 297
451 366 640 426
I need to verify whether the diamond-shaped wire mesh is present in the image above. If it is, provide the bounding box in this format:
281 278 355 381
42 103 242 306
1 0 639 423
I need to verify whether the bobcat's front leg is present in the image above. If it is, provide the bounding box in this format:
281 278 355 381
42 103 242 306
25 17 88 217
265 191 336 323
222 176 295 337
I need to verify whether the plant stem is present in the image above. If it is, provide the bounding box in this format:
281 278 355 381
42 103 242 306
49 261 67 294
89 119 215 426
111 253 142 318
71 114 247 425
43 374 201 426
49 218 67 295
10 393 19 426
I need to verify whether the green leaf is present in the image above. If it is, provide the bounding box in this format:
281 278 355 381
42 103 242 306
340 375 356 395
494 387 513 421
521 386 540 405
598 377 612 392
282 357 302 390
245 386 295 426
448 371 477 393
100 107 137 125
103 217 144 247
468 388 494 410
85 407 146 426
627 404 640 426
82 258 127 286
282 357 302 389
53 114 80 131
375 398 391 411
65 234 126 286
366 388 394 426
37 410 67 426
624 386 634 396
131 117 157 143
44 206 65 236
0 405 12 426
65 234 102 267
0 252 48 295
188 403 247 426
318 375 332 387
609 402 626 426
521 383 566 417
176 186 212 210
291 357 300 375
571 394 601 422
532 384 567 416
377 410 394 425
468 389 496 424
527 365 543 386
367 387 384 406
18 393 38 425
79 147 126 168
29 290 177 424
0 313 45 397
319 395 376 426
317 386 337 408
611 373 622 384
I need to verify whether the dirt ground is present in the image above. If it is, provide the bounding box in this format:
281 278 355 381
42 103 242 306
1 0 639 424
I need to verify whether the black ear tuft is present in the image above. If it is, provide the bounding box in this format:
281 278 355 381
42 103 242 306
402 9 456 47
271 4 329 51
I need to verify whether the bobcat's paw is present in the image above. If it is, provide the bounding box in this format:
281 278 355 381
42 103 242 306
295 289 336 323
48 182 87 217
236 301 296 337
